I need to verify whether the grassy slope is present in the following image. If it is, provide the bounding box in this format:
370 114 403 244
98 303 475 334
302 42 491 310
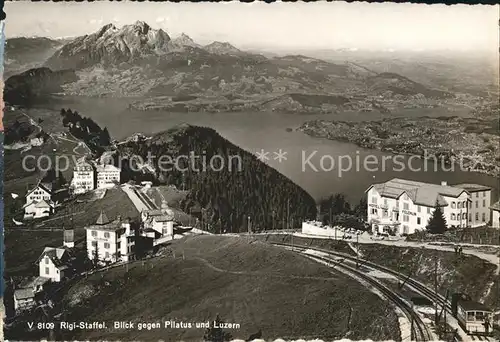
60 236 400 341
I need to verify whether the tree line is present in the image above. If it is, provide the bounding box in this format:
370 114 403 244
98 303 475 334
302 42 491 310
317 193 367 230
60 108 111 155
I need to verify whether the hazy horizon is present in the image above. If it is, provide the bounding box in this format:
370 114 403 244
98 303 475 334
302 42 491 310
5 2 499 53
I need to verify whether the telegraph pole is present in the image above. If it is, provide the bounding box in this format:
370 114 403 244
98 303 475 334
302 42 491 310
356 233 359 268
247 215 251 243
410 301 414 341
287 198 290 230
434 251 439 326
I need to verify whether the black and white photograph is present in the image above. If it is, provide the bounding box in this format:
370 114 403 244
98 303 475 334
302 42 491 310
1 1 500 341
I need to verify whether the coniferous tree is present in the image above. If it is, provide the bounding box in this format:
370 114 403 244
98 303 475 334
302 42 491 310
426 201 447 234
353 197 368 220
93 243 100 269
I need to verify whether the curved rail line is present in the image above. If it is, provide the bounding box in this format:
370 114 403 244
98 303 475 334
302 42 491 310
279 244 434 341
272 241 498 342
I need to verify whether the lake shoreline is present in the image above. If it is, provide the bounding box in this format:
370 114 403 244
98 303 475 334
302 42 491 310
14 98 499 202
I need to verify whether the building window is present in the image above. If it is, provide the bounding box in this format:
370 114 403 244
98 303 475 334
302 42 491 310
92 241 98 247
475 213 479 221
371 197 377 204
483 199 486 207
469 214 472 222
371 208 377 215
384 198 388 206
91 231 97 237
417 206 421 213
105 252 110 258
104 232 110 238
104 243 110 249
475 201 478 208
417 217 421 225
457 202 461 209
463 201 467 208
482 213 486 222
451 213 456 220
475 192 479 198
403 215 409 222
462 213 467 220
383 210 388 218
403 203 409 210
45 267 49 275
451 202 456 209
483 191 486 197
45 258 49 264
427 207 431 214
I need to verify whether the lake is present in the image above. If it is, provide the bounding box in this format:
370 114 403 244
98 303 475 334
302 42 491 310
30 96 499 203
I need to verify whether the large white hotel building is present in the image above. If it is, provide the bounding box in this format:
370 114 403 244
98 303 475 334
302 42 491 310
366 178 492 235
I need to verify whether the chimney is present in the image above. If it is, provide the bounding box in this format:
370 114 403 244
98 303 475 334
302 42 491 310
441 181 448 186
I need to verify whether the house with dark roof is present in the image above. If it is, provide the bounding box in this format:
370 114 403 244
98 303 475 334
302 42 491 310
365 178 485 235
37 246 75 282
85 211 136 264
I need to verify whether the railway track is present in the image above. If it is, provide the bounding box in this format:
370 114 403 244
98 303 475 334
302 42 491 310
278 244 434 341
273 241 500 342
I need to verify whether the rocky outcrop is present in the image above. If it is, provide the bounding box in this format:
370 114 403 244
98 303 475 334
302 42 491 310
45 21 171 70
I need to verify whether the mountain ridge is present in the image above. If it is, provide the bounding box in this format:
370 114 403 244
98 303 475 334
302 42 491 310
7 21 461 113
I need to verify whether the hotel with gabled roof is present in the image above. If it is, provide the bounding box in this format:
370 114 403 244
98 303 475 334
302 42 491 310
366 178 492 235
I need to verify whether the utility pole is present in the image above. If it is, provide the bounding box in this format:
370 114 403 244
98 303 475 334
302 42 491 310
434 251 439 326
410 301 414 341
443 290 447 338
247 215 251 243
356 233 359 268
287 198 290 230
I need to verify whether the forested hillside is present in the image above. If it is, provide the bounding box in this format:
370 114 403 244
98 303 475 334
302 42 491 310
118 125 317 233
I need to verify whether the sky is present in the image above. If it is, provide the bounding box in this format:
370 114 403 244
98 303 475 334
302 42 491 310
4 2 500 52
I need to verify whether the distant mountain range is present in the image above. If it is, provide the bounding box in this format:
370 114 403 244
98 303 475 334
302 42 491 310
5 21 458 112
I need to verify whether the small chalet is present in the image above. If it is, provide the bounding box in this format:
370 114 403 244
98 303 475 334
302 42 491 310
141 207 175 237
37 246 75 282
24 182 55 219
14 288 36 313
